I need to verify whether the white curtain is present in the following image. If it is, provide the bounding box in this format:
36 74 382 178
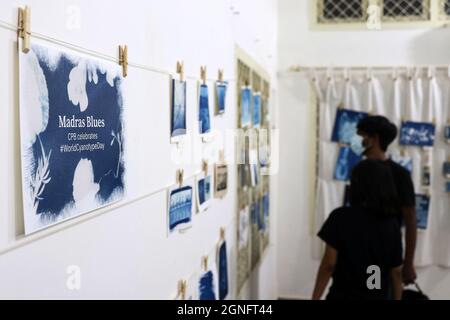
312 68 450 267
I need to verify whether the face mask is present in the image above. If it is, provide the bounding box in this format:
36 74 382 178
350 135 365 156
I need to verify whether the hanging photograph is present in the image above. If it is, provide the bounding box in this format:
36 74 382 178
390 153 413 174
444 125 450 143
415 194 430 230
167 184 193 234
217 240 229 300
400 121 436 147
249 149 259 187
443 161 450 179
214 164 228 198
215 81 228 115
240 87 252 128
331 108 368 144
253 93 262 128
171 78 187 141
198 83 211 136
198 269 217 300
422 165 431 187
196 174 212 213
446 181 450 193
262 192 270 221
334 146 362 181
19 42 126 234
238 206 250 250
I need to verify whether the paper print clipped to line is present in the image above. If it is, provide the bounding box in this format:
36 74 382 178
19 42 126 234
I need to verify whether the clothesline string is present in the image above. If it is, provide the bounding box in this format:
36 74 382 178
0 19 236 83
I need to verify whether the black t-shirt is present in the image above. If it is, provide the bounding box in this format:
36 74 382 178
318 206 403 300
386 159 416 224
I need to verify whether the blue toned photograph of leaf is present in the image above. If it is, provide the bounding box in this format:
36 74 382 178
253 93 262 128
171 79 187 138
240 87 252 128
218 241 229 300
199 270 216 300
331 108 368 144
415 194 430 230
19 42 126 234
216 81 228 114
400 121 436 147
334 146 362 181
199 84 211 134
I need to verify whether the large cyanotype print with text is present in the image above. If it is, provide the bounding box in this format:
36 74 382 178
19 42 126 234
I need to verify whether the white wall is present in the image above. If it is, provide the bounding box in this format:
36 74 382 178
277 0 450 299
0 0 278 299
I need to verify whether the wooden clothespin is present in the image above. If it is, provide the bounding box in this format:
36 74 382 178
202 256 208 272
200 66 207 85
176 61 185 82
220 227 226 241
337 102 344 110
18 6 31 53
177 169 184 187
119 45 128 77
202 160 208 175
178 280 187 300
218 69 224 83
400 146 406 157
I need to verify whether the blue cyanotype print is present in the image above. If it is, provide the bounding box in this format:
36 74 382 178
199 84 211 134
169 186 193 231
331 109 368 144
20 43 125 234
171 79 187 138
199 271 216 300
334 146 362 181
400 121 436 147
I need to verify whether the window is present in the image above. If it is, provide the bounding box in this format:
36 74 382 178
382 0 429 21
317 0 367 23
314 0 449 27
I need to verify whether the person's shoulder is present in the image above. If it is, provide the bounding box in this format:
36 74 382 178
387 159 410 177
329 206 353 219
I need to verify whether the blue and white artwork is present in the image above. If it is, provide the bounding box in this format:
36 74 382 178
262 193 270 218
19 42 126 234
334 146 362 181
217 241 229 300
168 185 193 232
400 121 436 147
390 154 413 174
199 270 216 300
446 181 450 193
215 81 228 115
241 87 252 128
197 175 212 212
444 125 450 143
415 194 430 230
253 93 262 128
199 84 211 135
238 206 250 249
251 201 263 231
331 109 368 144
171 79 187 139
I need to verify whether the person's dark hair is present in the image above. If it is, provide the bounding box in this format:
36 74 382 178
357 116 397 151
349 160 400 217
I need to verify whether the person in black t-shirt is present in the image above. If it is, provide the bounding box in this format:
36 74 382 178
354 116 417 285
312 160 403 300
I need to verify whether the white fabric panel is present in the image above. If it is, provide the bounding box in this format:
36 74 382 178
313 70 450 268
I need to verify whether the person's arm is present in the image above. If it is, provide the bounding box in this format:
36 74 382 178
402 206 417 284
390 265 404 300
312 245 337 300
